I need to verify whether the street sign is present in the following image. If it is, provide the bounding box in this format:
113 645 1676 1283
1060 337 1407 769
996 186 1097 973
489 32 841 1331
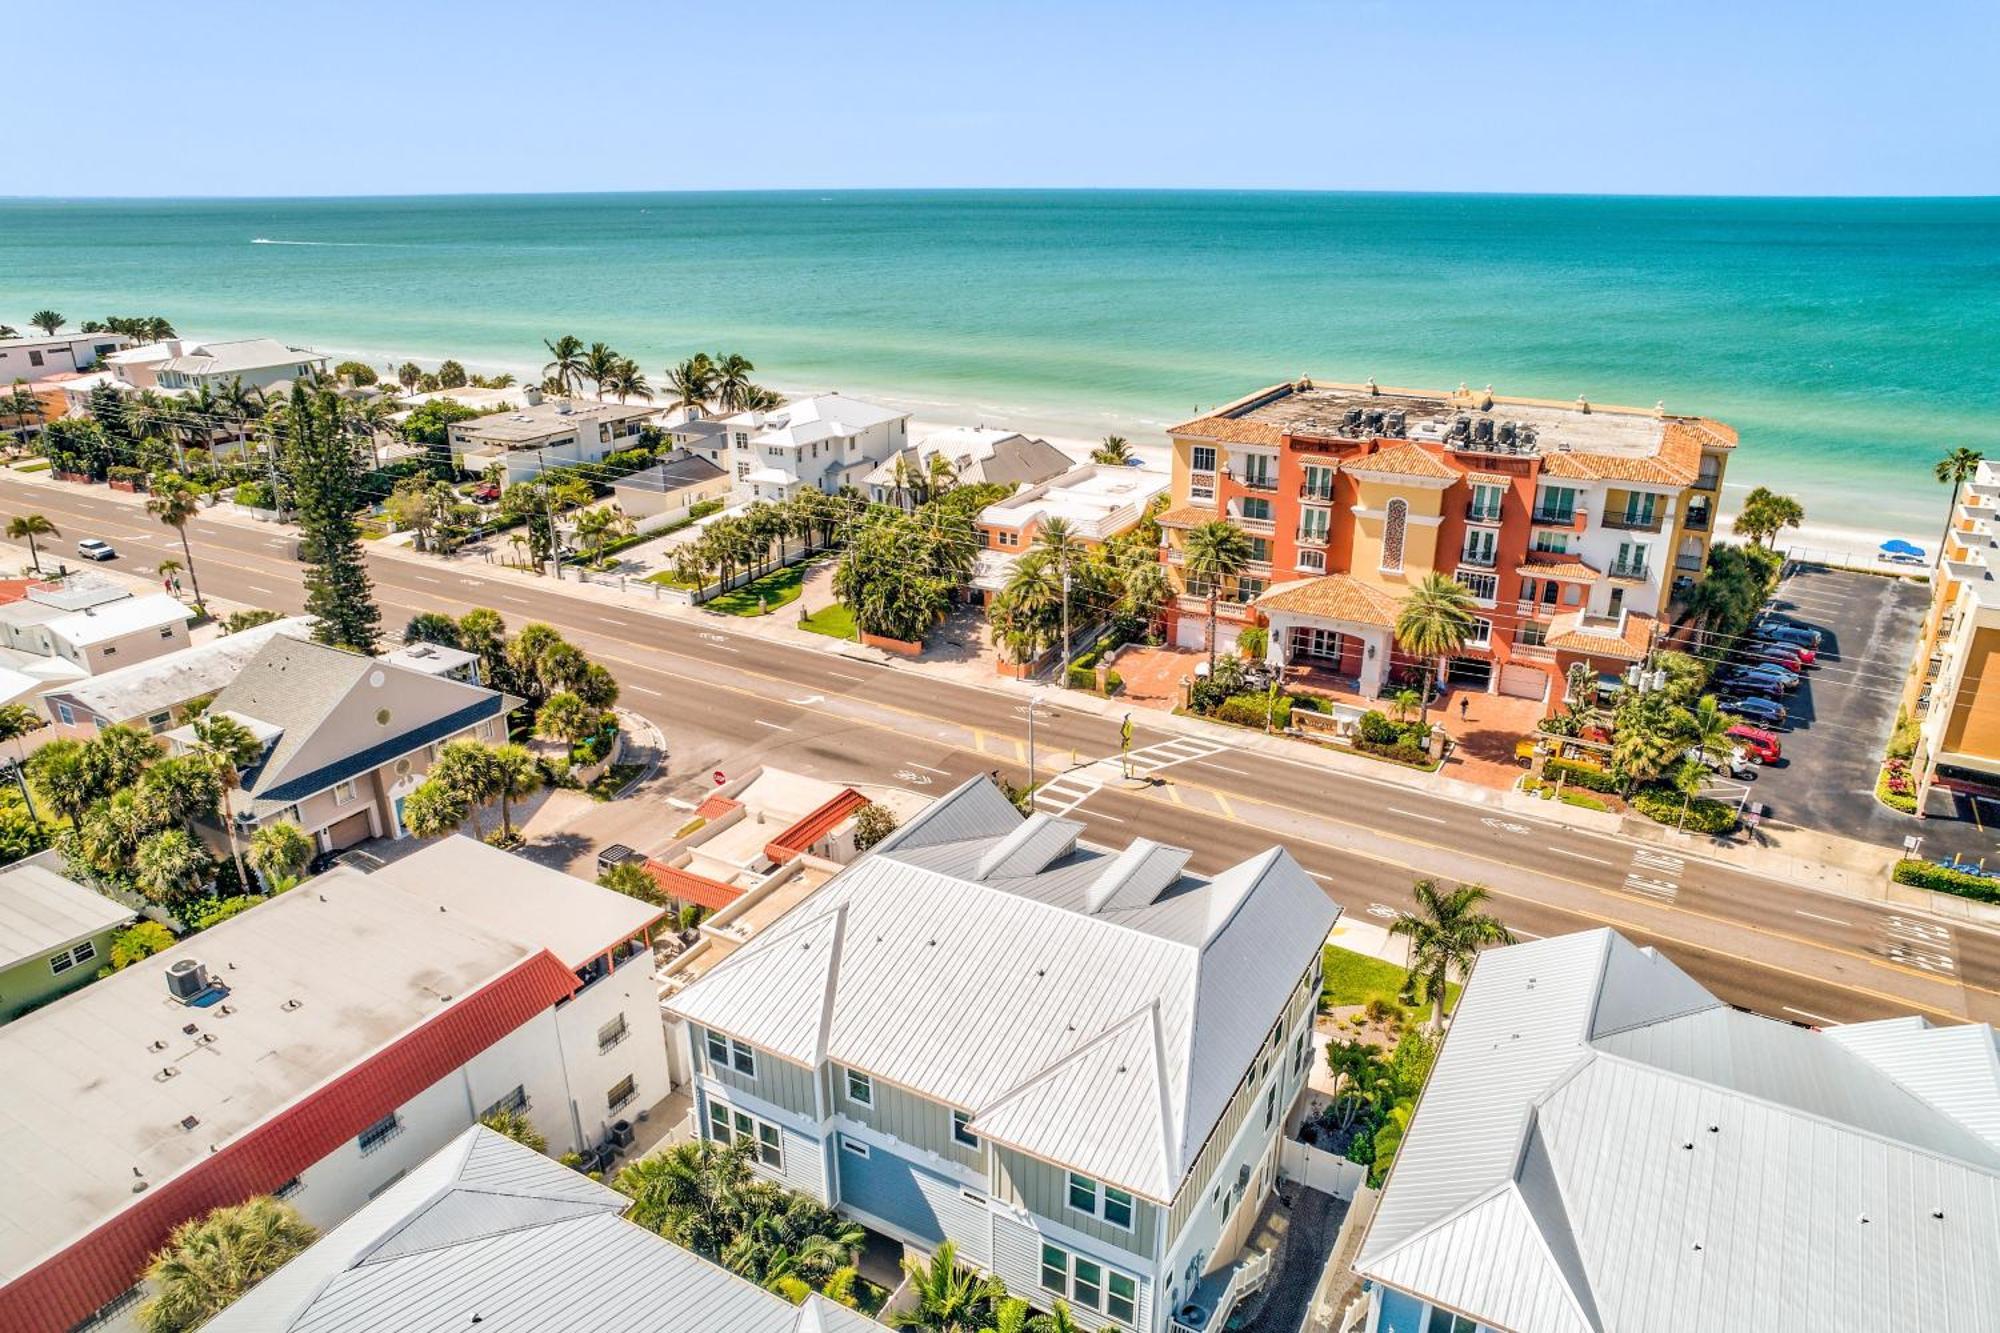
712 771 726 786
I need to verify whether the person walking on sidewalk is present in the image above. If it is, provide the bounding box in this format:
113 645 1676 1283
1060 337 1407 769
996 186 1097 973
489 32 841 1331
1459 695 1471 723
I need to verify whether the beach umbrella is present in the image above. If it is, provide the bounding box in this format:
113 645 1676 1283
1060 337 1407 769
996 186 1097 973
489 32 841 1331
1880 538 1925 557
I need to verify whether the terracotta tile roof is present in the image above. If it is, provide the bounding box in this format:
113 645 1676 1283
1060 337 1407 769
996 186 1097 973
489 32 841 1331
1166 415 1285 447
765 789 869 864
1547 610 1654 662
695 795 741 820
1157 505 1219 529
1342 441 1457 481
641 860 744 913
1537 417 1716 488
1515 553 1600 582
1255 575 1401 629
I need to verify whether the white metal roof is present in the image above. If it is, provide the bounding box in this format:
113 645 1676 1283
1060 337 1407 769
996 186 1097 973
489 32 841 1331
726 393 908 448
1356 930 2000 1332
204 1127 878 1333
0 853 134 970
43 616 313 719
158 338 326 377
0 840 658 1287
667 778 1338 1199
40 593 193 648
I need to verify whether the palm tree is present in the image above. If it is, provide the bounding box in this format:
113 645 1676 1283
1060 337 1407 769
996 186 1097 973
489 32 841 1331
615 1138 755 1255
0 324 15 338
137 1196 317 1333
146 479 206 608
6 513 58 573
1389 879 1515 1029
1090 435 1135 466
489 743 543 841
191 712 262 892
1732 486 1805 549
1027 1302 1084 1333
1181 519 1254 670
248 820 313 889
602 357 653 403
712 353 757 412
666 354 718 413
29 310 64 335
541 335 588 396
1393 572 1477 724
1685 694 1734 770
887 1239 1004 1332
396 361 424 392
1033 517 1086 662
1933 446 1985 567
582 342 621 399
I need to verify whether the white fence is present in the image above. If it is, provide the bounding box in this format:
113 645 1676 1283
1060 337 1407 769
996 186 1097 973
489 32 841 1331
1278 1137 1367 1202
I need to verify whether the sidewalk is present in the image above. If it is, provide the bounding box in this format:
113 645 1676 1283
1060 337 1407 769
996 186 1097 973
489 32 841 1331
25 470 1987 927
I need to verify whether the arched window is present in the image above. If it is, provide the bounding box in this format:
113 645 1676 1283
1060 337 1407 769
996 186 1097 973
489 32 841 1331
1381 498 1407 573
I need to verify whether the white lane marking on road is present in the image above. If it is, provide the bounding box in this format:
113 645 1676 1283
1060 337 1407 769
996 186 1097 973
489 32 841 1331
245 585 276 595
1197 762 1253 777
1080 810 1125 823
789 694 825 706
1033 772 1104 815
754 720 792 731
499 594 529 604
705 643 741 654
414 575 444 585
1782 1006 1840 1026
1551 848 1614 866
1623 848 1684 903
1793 909 1850 926
1390 807 1449 826
627 684 662 696
905 761 950 775
1480 816 1533 834
825 671 867 682
461 579 483 586
600 617 630 627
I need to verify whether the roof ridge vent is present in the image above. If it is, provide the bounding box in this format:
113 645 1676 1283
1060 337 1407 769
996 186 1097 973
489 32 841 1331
1085 839 1193 915
976 812 1062 879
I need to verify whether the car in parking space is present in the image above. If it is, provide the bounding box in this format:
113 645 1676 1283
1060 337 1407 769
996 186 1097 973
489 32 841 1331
1731 656 1803 683
1734 642 1814 670
1719 673 1789 702
1726 724 1783 764
1686 744 1757 780
1721 665 1798 695
1756 623 1822 653
75 538 117 561
1718 695 1788 729
1758 615 1823 648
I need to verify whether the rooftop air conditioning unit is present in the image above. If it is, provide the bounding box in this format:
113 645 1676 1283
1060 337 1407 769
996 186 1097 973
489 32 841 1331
166 959 210 1004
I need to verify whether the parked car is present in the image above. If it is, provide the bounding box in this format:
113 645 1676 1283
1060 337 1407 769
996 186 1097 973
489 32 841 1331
1734 642 1813 670
1729 656 1802 682
1758 615 1823 647
75 538 116 561
1721 666 1797 695
1717 672 1789 701
1756 624 1823 653
1718 696 1788 728
1686 744 1757 780
473 483 501 502
1725 724 1783 765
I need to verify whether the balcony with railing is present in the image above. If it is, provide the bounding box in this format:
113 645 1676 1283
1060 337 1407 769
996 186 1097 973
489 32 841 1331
1464 499 1504 524
1295 524 1330 548
1675 552 1704 573
1601 510 1666 533
1299 481 1336 502
1532 505 1588 531
1168 1245 1274 1333
1693 470 1721 492
1458 547 1498 569
1231 508 1276 533
1609 558 1651 581
1233 471 1280 493
1176 593 1259 623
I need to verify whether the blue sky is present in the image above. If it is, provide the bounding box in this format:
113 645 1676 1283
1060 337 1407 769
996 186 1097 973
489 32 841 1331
21 0 2000 197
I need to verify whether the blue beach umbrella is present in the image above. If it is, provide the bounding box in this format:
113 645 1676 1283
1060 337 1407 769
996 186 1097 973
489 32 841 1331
1880 538 1925 557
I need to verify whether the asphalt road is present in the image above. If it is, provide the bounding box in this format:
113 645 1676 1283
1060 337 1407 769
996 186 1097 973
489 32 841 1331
13 477 1998 1028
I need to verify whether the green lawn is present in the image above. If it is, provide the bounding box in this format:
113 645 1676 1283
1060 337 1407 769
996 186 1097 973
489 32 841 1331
706 562 812 617
799 602 857 639
1321 943 1459 1015
643 570 696 589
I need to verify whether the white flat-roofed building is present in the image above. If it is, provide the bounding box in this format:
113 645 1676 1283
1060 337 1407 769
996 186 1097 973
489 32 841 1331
1354 928 2000 1333
0 331 129 384
666 777 1339 1333
0 838 671 1333
201 1125 881 1333
40 615 314 739
446 396 656 486
0 852 135 1023
720 393 910 502
973 465 1169 594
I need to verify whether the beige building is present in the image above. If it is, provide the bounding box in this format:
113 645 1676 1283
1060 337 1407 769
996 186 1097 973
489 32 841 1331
168 636 520 855
40 615 313 740
448 395 656 486
609 449 732 521
1907 458 2000 809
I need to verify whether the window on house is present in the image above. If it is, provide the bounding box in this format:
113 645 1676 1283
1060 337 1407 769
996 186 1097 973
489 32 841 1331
1106 1273 1137 1325
1469 617 1492 647
49 940 97 974
1534 485 1577 523
710 1105 783 1168
1103 1185 1134 1230
756 1120 782 1167
1190 445 1216 474
1301 464 1335 500
333 779 357 805
273 1177 304 1200
1532 530 1570 554
1248 537 1272 564
481 1086 529 1119
146 711 172 733
704 1030 729 1066
1040 1244 1067 1293
1462 528 1497 566
159 626 176 639
598 1014 629 1052
54 702 74 726
731 1039 756 1076
28 350 43 367
1469 482 1505 521
357 1112 403 1155
845 1069 873 1106
1068 1172 1098 1214
1072 1258 1102 1309
1239 497 1272 523
1297 548 1326 573
1265 1085 1278 1130
952 1109 979 1148
607 1075 637 1113
1426 1310 1478 1333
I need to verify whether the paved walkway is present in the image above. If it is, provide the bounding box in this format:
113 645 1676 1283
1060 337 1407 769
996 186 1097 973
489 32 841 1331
1241 1187 1346 1333
1436 688 1546 791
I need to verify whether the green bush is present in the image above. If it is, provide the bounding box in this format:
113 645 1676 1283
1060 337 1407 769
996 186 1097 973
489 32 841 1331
1544 757 1619 793
1630 784 1738 833
1357 710 1401 745
107 464 144 485
1876 759 1918 813
1521 777 1611 811
1066 664 1097 691
1236 626 1268 659
1354 737 1434 767
1216 693 1292 730
1892 858 2000 904
1104 669 1123 694
233 480 274 509
189 894 266 930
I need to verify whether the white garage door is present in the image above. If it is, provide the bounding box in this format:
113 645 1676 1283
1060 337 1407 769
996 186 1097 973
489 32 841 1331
1177 617 1229 652
1499 663 1549 702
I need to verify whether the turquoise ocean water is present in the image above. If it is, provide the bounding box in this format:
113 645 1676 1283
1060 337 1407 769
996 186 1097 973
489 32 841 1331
3 191 1996 539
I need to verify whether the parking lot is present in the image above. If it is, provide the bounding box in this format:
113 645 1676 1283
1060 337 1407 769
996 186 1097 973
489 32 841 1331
1733 564 1997 863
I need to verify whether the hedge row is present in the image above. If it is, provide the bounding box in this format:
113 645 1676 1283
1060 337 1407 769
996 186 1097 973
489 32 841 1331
1216 693 1292 730
1629 784 1737 834
1892 858 2000 904
1544 757 1619 793
1354 737 1434 768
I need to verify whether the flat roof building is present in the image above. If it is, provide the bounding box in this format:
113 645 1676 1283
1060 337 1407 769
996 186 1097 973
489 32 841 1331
0 838 669 1333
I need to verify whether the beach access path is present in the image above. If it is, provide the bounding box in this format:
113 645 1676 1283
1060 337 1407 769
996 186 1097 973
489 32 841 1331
5 468 1996 1032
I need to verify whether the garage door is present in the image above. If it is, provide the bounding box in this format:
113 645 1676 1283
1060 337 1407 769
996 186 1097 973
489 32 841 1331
1498 663 1549 702
323 809 374 850
1177 617 1232 652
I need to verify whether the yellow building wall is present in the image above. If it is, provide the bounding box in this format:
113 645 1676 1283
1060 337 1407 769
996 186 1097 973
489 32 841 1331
1169 435 1226 509
1941 627 2000 762
1349 477 1443 595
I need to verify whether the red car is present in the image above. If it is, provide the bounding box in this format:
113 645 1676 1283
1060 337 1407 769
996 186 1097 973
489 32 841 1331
1726 724 1782 764
473 483 502 502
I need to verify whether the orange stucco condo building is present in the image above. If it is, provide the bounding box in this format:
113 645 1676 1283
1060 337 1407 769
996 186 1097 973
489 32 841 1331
1158 378 1735 712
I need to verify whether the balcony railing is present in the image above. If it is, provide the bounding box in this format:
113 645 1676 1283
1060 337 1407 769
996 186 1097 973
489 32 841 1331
1675 553 1704 572
1233 512 1276 533
1234 473 1279 492
1601 512 1665 533
1459 549 1498 569
1693 472 1720 491
1511 640 1556 663
1531 506 1584 528
1465 501 1504 524
1299 482 1335 502
1295 526 1330 547
1682 511 1711 531
1610 561 1651 581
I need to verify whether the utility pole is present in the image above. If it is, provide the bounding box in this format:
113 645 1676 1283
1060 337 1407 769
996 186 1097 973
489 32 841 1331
1061 566 1072 670
1026 692 1045 796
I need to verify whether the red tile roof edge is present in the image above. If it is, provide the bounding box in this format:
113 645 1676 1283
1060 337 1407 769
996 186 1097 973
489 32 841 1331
641 861 743 914
764 789 869 864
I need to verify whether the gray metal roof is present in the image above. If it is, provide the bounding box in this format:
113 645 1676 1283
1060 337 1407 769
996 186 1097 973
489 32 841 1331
44 616 312 720
612 449 729 493
668 779 1338 1199
205 1127 880 1333
0 853 133 969
1356 930 2000 1332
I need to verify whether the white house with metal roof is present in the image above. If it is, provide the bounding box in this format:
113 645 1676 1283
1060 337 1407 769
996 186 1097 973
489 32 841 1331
202 1125 881 1333
1354 929 2000 1333
667 777 1339 1333
152 337 330 393
719 393 911 502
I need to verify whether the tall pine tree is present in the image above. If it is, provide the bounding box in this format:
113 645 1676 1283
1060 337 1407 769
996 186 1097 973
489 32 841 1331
281 385 381 653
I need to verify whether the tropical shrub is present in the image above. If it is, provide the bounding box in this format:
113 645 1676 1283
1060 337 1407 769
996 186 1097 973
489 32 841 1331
1236 625 1268 659
1630 784 1737 833
852 802 897 851
109 920 176 970
189 895 264 930
1876 759 1918 813
1892 858 2000 904
1543 757 1619 793
1216 693 1293 730
232 480 274 509
1357 710 1402 746
137 1197 316 1333
1354 737 1435 767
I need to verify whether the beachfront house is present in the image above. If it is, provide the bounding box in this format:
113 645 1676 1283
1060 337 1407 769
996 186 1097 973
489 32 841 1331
165 635 518 855
1352 928 2000 1333
973 463 1170 602
666 776 1338 1333
610 447 732 522
0 330 129 384
1158 379 1734 709
0 839 670 1333
152 337 330 394
865 425 1074 508
0 852 135 1024
446 393 657 486
662 414 732 472
719 392 910 502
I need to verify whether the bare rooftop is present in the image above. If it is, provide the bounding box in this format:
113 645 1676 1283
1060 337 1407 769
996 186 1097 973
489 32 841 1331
453 398 656 444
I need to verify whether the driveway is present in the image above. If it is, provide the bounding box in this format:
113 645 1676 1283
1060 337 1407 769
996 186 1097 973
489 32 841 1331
1742 565 1997 861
